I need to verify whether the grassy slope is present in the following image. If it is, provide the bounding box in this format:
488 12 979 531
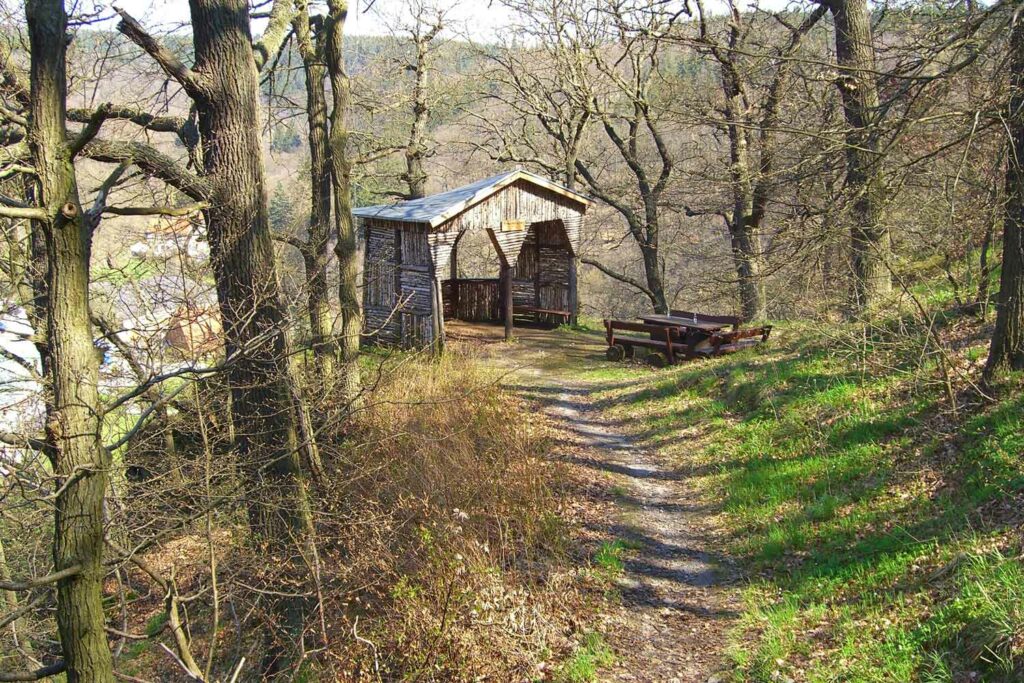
566 311 1023 682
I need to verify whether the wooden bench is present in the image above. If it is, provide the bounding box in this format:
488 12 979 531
693 325 773 356
669 310 741 331
604 319 687 366
513 305 572 325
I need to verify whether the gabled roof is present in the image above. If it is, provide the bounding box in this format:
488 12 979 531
352 169 591 228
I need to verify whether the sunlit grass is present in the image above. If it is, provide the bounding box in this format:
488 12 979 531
554 631 615 683
557 316 1024 681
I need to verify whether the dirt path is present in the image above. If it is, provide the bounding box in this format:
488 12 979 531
449 324 740 682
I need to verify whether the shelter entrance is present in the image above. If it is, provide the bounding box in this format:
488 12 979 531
442 220 576 330
355 170 591 349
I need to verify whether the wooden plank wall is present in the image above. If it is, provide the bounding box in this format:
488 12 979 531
428 231 459 277
513 228 538 307
362 218 436 347
363 222 401 344
509 220 572 320
441 278 501 322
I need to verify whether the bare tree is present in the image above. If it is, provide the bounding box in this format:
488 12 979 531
112 0 318 671
686 0 826 321
486 0 688 313
294 0 338 382
818 0 892 311
0 1 115 679
986 7 1024 375
393 1 448 199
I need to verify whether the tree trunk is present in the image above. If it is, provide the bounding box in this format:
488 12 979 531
724 84 768 321
326 0 362 403
26 1 113 679
188 0 314 671
731 216 767 321
975 217 995 315
825 0 891 311
639 233 668 314
295 4 336 383
406 60 428 200
986 14 1024 375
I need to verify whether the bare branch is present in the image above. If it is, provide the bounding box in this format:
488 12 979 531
0 43 29 107
86 161 131 229
113 6 206 97
580 257 655 300
69 103 112 157
0 205 46 221
0 565 81 592
80 138 212 201
102 203 207 217
67 106 185 134
253 0 296 71
0 432 50 454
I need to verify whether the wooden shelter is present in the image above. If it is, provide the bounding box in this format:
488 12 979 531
355 170 591 348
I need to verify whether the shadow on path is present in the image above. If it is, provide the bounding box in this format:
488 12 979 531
455 322 739 682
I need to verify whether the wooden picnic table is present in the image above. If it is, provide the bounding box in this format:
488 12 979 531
639 314 727 352
639 314 727 332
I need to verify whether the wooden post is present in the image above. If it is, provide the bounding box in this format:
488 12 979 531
450 237 459 280
502 263 513 341
449 237 459 318
568 255 579 327
431 275 445 354
534 230 542 310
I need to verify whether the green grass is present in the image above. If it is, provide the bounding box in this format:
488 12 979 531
93 257 159 286
564 314 1023 681
593 538 640 574
554 631 615 682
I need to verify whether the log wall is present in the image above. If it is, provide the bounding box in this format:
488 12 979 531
442 278 501 322
362 219 436 347
512 220 573 321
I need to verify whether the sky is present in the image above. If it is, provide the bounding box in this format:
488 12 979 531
99 0 518 41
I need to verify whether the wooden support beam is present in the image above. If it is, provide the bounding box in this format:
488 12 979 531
568 256 579 326
502 263 513 341
450 237 458 280
449 237 459 315
431 276 445 354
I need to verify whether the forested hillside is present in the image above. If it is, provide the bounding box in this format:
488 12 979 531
0 0 1021 682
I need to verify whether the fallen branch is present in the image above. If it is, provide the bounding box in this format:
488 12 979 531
0 661 66 682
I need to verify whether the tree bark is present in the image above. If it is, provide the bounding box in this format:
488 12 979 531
295 3 337 382
325 0 362 403
986 13 1024 375
185 0 315 671
639 238 669 314
26 1 113 679
722 76 767 321
114 10 316 646
730 216 767 321
823 0 891 311
405 29 433 200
